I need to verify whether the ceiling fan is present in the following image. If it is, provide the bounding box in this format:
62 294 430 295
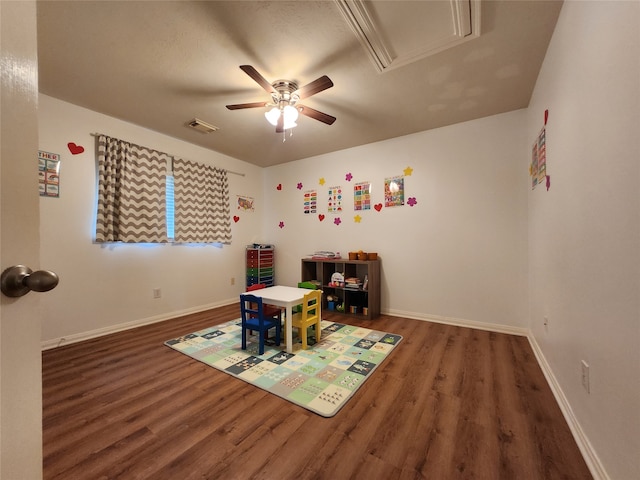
226 65 336 133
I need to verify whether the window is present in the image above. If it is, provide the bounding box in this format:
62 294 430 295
166 174 175 240
172 157 232 244
95 135 168 243
95 135 231 244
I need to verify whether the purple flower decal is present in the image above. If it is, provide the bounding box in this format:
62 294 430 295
297 182 303 190
407 197 418 207
345 172 353 182
278 221 285 229
334 217 342 226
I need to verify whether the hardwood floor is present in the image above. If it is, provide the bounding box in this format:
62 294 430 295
43 304 592 479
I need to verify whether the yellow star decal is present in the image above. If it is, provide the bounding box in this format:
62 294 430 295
319 177 326 185
404 166 413 176
354 215 362 223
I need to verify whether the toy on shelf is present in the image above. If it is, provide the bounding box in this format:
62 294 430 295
329 271 344 287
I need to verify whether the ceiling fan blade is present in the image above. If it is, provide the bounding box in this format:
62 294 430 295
239 65 276 94
275 114 284 133
298 105 336 125
226 101 268 110
295 75 334 99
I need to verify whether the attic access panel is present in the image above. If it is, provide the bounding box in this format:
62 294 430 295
337 0 481 73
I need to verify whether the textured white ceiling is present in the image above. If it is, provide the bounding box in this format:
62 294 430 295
36 0 563 167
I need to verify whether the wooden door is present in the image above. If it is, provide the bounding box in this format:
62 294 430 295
0 1 45 478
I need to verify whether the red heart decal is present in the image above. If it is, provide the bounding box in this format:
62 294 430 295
318 214 325 221
374 203 383 212
276 183 282 190
233 216 240 223
67 142 85 155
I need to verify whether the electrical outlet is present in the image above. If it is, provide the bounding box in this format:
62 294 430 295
230 277 235 285
153 288 161 299
581 360 590 393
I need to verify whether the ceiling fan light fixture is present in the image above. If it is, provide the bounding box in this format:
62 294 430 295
282 105 299 129
283 120 298 130
265 104 299 129
227 66 335 133
265 107 280 126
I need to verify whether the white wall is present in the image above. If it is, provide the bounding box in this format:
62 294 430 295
264 110 529 332
527 2 640 479
38 95 265 345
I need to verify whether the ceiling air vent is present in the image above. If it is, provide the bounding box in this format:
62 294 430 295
187 118 219 134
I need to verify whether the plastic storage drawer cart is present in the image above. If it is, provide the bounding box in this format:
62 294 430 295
246 245 274 288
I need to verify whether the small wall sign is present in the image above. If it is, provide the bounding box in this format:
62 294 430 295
38 150 61 197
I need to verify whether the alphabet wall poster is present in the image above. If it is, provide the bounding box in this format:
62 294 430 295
354 181 372 211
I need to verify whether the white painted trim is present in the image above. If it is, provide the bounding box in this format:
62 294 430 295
335 0 481 73
527 334 609 480
40 297 238 350
384 308 529 337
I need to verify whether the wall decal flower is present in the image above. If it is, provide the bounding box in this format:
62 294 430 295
278 221 285 229
297 182 303 190
407 197 418 207
345 172 353 182
334 217 341 226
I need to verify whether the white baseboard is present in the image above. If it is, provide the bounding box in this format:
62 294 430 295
527 334 609 480
41 297 238 350
384 308 529 337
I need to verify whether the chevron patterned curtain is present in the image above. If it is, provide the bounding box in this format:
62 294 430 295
173 158 232 244
95 135 168 243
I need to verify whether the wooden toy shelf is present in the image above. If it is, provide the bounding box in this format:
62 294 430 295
300 257 380 320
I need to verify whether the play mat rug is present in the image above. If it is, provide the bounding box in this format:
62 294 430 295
165 319 402 417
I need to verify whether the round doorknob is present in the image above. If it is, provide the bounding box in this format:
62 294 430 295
1 265 59 297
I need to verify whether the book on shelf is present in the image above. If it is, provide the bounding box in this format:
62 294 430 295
344 277 362 289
